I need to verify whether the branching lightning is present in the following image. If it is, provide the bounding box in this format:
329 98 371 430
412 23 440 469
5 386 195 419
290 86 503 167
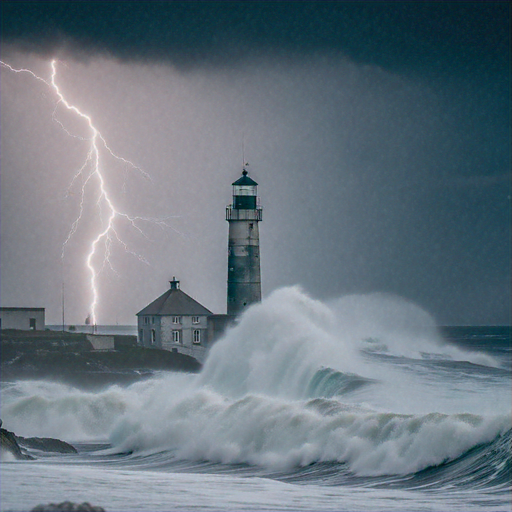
1 59 178 325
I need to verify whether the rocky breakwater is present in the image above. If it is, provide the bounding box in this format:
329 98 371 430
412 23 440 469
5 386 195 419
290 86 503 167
0 419 77 460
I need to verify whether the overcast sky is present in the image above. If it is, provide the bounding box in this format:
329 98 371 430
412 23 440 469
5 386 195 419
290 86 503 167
1 1 510 326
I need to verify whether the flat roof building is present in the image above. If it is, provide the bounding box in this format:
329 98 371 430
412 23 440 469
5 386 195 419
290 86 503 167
0 307 45 331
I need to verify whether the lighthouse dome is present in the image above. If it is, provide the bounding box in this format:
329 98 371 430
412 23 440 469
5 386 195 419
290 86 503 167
232 169 258 187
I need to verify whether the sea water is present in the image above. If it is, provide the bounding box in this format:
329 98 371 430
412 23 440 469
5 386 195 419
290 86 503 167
1 287 510 511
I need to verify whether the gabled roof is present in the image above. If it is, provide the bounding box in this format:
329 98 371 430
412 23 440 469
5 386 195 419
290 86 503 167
136 288 213 317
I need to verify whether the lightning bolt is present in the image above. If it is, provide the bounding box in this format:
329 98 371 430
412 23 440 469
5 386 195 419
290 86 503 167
1 59 180 326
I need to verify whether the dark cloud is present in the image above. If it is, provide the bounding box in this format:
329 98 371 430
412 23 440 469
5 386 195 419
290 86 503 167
1 1 509 78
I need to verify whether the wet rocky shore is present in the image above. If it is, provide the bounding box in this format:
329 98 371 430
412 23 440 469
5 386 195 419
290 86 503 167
1 329 201 389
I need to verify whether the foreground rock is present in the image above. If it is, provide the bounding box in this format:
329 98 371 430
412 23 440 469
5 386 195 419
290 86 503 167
0 419 77 460
31 502 105 511
0 425 33 460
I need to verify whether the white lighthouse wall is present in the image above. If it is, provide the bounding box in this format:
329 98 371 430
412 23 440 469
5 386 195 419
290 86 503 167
227 219 262 316
228 220 260 245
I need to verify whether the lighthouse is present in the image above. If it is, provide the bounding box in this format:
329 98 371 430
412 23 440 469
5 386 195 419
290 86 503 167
226 168 263 316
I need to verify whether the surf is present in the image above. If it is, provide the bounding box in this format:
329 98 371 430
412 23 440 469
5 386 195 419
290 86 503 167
2 287 509 489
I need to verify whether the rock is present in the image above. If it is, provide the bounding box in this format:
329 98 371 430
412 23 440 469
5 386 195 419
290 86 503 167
17 436 78 454
31 502 105 511
0 427 34 460
0 419 76 459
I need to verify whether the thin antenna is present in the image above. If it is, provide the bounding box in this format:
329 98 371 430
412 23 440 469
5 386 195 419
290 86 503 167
61 260 65 332
62 282 65 332
242 132 249 172
242 132 245 170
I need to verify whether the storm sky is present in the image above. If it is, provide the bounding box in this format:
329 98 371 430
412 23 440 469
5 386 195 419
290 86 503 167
1 1 510 326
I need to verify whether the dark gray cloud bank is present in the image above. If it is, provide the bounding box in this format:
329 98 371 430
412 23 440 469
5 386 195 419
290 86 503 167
1 1 510 325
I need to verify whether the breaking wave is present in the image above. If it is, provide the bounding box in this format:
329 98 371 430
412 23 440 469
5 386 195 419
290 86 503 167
106 388 510 477
2 287 509 488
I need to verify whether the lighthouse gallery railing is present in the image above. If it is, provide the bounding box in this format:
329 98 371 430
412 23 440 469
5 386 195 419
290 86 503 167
226 207 263 221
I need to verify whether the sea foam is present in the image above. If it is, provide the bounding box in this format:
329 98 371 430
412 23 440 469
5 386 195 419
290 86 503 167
2 287 509 477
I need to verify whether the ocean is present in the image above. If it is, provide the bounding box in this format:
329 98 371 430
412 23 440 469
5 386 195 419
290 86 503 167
1 288 510 512
45 325 138 336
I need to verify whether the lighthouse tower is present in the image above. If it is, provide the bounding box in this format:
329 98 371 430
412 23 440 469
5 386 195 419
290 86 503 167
226 168 262 316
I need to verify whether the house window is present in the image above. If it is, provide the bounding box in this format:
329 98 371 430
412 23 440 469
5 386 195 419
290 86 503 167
172 316 181 324
139 329 144 343
152 317 155 324
29 318 36 330
192 316 200 324
193 330 201 344
151 329 156 344
172 330 180 343
144 317 149 325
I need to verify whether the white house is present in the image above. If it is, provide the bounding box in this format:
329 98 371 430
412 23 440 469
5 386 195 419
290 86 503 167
137 278 219 363
0 307 45 331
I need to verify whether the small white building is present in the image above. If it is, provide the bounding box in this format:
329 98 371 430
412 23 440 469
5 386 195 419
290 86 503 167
136 278 215 363
0 307 45 331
